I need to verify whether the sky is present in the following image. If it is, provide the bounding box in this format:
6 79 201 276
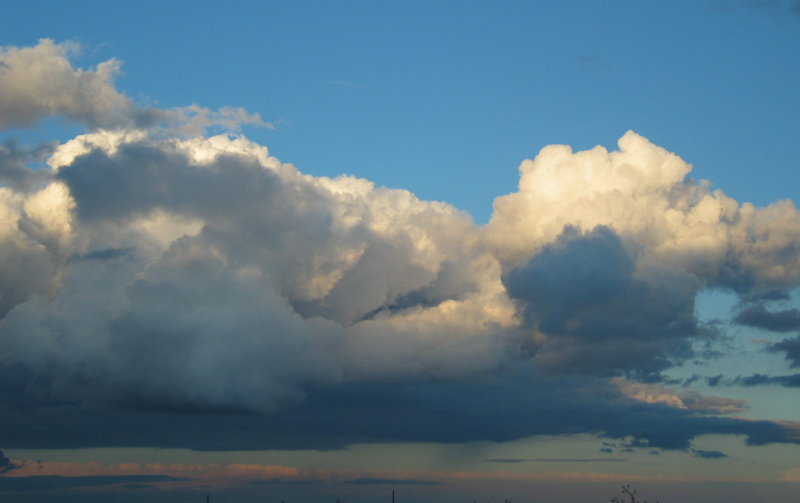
0 1 799 502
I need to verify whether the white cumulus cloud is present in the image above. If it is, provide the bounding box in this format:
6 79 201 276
2 41 800 449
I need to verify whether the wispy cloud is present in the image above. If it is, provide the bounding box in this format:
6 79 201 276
531 458 625 463
344 478 442 485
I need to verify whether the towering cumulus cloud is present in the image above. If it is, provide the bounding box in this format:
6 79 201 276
488 134 800 379
0 40 799 451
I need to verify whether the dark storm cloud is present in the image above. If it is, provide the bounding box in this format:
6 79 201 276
734 303 800 332
0 366 795 453
504 225 700 379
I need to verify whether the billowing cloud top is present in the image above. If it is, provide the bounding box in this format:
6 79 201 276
1 40 799 452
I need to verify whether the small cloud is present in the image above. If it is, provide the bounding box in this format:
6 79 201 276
344 478 442 485
769 335 800 367
532 458 625 463
681 392 747 415
160 104 274 137
600 448 613 453
736 373 800 387
692 449 727 459
251 478 321 486
119 483 157 489
486 459 527 463
68 247 133 263
0 450 20 474
0 39 131 130
734 303 800 332
739 289 791 304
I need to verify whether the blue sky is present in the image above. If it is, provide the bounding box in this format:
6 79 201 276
1 1 800 503
5 0 799 221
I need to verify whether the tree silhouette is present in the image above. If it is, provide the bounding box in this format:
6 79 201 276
611 485 659 503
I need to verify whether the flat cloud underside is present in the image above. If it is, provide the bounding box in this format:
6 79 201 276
0 371 795 452
1 40 800 452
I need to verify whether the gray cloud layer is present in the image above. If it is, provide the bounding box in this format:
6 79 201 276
1 40 800 453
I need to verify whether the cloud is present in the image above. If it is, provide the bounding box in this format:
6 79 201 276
768 335 800 367
734 303 800 332
251 478 321 485
0 140 56 192
4 40 800 455
0 450 20 474
2 124 798 449
0 39 131 130
735 373 800 387
1 130 514 413
680 393 747 414
344 478 442 485
613 379 746 415
0 366 794 453
154 104 274 137
0 40 271 135
504 225 702 379
691 449 727 459
485 131 800 292
532 458 624 463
